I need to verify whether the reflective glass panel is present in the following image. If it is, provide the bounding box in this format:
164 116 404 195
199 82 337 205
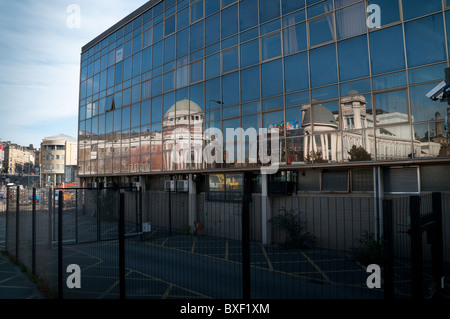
283 22 307 55
374 90 408 125
310 44 337 87
240 0 259 31
284 51 309 93
241 66 260 102
405 14 446 68
261 32 281 60
240 39 260 68
222 71 239 106
402 0 442 20
309 14 335 46
261 59 283 98
222 5 238 38
205 13 220 45
369 25 405 75
337 35 369 82
335 2 366 39
410 82 450 123
260 0 280 24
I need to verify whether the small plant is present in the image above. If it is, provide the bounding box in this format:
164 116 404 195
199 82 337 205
352 231 383 265
183 224 192 235
269 208 315 249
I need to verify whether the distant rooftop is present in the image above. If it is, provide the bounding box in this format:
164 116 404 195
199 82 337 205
42 134 77 144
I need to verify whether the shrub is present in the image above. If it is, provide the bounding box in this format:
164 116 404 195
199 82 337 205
269 208 315 249
352 231 383 265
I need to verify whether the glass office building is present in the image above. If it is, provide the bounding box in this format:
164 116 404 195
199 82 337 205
78 0 450 194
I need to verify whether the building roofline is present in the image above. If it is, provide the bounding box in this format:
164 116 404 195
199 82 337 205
81 0 161 53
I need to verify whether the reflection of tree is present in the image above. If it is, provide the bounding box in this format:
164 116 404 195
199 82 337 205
439 144 450 157
304 151 328 164
347 145 372 161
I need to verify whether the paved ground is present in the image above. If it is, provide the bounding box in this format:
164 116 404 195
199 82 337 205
0 251 44 299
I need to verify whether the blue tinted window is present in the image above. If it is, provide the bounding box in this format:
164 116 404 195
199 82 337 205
402 0 442 20
132 52 141 77
410 82 449 123
284 52 309 93
163 71 175 92
240 39 260 68
176 65 189 88
368 0 400 26
261 59 283 98
142 47 152 72
311 85 338 101
206 0 220 16
206 78 221 109
222 71 240 106
165 15 176 35
408 63 446 85
132 84 141 103
164 35 176 62
152 75 162 96
123 57 132 81
141 100 150 125
222 47 239 72
153 22 163 42
122 106 130 130
307 0 333 19
240 0 259 31
222 4 238 38
190 60 203 83
261 32 281 60
177 7 189 30
335 2 366 39
309 14 335 46
191 0 204 22
206 53 220 79
177 28 189 57
283 10 306 27
372 71 406 91
338 35 369 81
241 66 260 102
283 22 307 55
152 41 163 67
151 96 162 123
190 82 204 110
205 13 220 45
374 90 408 124
143 28 152 47
340 78 371 96
282 0 305 14
190 21 204 51
115 61 123 84
405 14 446 68
310 44 337 87
260 0 280 24
370 25 405 75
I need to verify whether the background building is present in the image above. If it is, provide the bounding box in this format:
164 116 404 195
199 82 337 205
77 0 450 241
40 134 78 187
2 142 38 175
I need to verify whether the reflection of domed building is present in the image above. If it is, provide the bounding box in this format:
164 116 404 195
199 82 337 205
301 91 424 162
162 99 205 170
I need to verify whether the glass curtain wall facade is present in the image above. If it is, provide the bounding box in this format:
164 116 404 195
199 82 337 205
78 0 450 182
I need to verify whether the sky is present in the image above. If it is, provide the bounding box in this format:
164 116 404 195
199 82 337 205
0 0 149 149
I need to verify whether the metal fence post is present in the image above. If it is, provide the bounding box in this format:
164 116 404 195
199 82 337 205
242 172 252 300
431 192 444 296
15 186 19 260
5 186 9 253
382 198 394 300
119 191 125 299
32 187 36 274
410 195 423 300
58 190 63 299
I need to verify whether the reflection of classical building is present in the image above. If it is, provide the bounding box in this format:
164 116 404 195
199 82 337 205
301 91 422 162
162 99 205 171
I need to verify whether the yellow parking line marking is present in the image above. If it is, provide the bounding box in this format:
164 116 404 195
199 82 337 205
301 252 330 283
261 245 274 271
162 284 174 299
